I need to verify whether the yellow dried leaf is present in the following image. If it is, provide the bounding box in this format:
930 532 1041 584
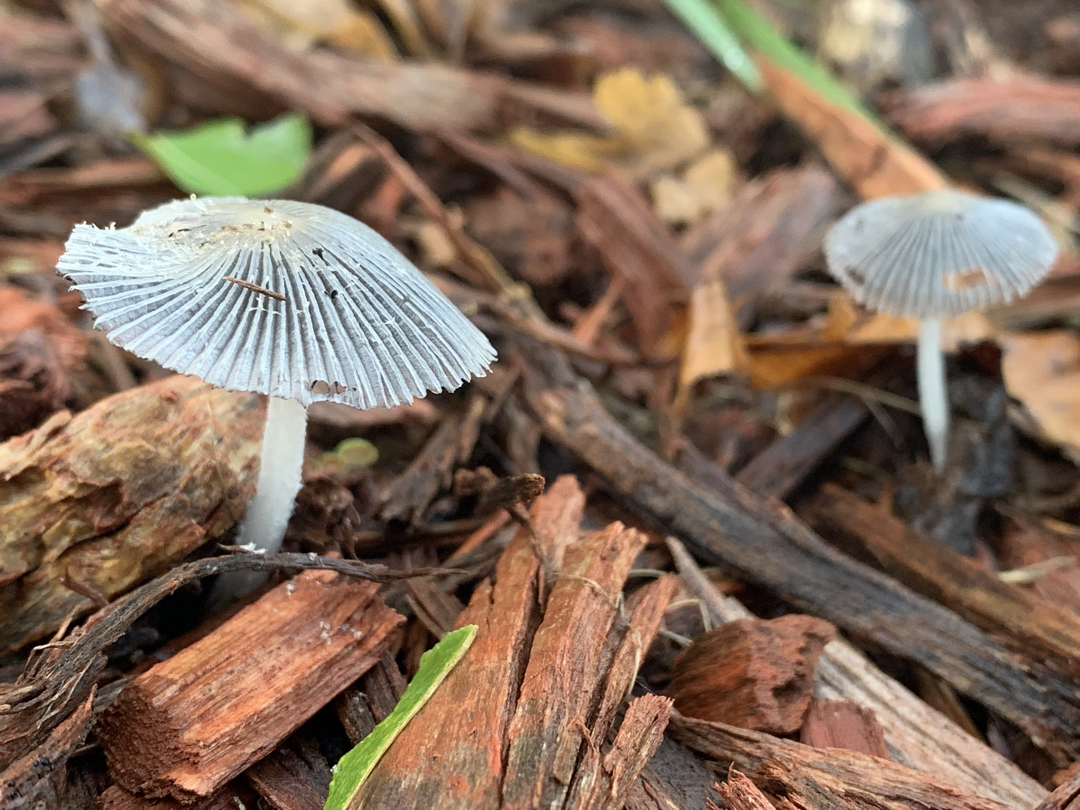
510 68 709 177
1001 330 1080 462
650 150 736 226
593 68 709 174
651 174 700 225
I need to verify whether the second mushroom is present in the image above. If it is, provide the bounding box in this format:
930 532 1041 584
824 188 1058 472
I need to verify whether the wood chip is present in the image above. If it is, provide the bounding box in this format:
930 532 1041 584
98 570 404 802
800 700 890 759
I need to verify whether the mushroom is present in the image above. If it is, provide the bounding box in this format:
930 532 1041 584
824 188 1057 472
57 196 497 563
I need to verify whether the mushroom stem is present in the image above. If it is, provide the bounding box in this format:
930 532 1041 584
917 317 949 472
236 395 309 552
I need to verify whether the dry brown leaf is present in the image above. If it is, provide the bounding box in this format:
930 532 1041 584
509 67 709 178
1000 330 1080 462
678 278 748 399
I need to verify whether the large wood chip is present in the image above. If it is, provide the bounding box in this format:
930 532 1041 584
0 375 262 652
98 569 403 802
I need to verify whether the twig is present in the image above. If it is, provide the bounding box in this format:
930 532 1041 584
224 276 287 302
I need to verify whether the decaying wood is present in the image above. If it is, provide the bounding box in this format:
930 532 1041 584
352 475 678 809
718 770 778 810
98 569 404 802
667 533 1046 809
0 374 262 653
97 784 252 809
666 616 834 734
0 691 93 810
800 700 889 759
734 393 868 500
626 736 725 810
105 0 604 134
670 715 1014 810
802 484 1080 681
520 337 1080 762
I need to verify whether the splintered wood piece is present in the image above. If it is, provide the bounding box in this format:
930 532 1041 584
671 715 1015 810
1037 765 1080 810
0 375 262 652
98 570 403 802
666 616 835 734
802 484 1080 681
718 770 778 810
0 691 93 809
626 737 725 810
353 475 677 810
800 700 890 759
666 533 1046 808
563 694 673 810
501 522 650 809
351 475 585 810
521 338 1080 762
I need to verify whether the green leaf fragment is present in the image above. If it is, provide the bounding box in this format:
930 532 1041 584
131 113 312 197
659 0 762 92
323 624 478 810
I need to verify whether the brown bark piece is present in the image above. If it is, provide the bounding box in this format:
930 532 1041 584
574 171 692 354
520 338 1080 762
563 694 673 810
666 516 1045 808
626 736 725 810
98 570 403 802
735 394 869 500
0 691 93 810
500 521 649 809
105 0 602 134
683 166 840 326
802 484 1080 682
351 475 586 810
667 616 835 734
719 770 779 810
671 715 1015 810
1038 765 1080 810
380 395 486 524
245 739 332 810
800 700 889 759
998 516 1080 612
97 785 251 809
0 375 262 652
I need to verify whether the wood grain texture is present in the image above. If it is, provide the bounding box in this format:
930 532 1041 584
0 374 262 652
98 570 403 802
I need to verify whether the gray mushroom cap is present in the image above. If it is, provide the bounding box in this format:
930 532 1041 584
57 197 497 409
823 189 1058 318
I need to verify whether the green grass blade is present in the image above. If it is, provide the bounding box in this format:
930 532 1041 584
323 624 478 810
658 0 762 92
131 113 312 197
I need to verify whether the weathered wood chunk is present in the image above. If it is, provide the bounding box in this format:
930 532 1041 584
98 569 403 803
800 699 890 759
666 615 835 734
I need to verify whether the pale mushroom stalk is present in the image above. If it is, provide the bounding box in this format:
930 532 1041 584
916 317 948 472
236 396 309 553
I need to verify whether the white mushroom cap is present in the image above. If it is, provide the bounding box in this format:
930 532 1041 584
57 197 497 409
823 189 1058 318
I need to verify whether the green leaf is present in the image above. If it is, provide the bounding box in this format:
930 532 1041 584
131 113 312 197
323 624 478 810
